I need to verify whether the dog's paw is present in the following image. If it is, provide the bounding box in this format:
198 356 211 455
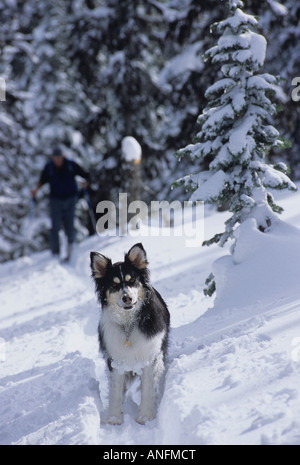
106 415 124 425
136 412 155 425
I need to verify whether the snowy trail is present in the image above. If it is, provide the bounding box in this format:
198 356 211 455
162 295 300 445
1 191 300 444
0 230 215 445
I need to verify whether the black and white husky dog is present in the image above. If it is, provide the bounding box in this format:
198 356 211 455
90 243 170 425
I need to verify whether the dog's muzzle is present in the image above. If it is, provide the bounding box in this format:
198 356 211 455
120 292 136 310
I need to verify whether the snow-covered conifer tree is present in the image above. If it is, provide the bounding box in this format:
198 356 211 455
175 0 296 248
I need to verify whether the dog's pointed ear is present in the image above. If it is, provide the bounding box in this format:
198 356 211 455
90 252 111 279
126 243 148 270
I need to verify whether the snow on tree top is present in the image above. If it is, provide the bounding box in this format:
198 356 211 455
121 136 142 162
240 32 266 68
227 115 256 157
218 30 251 51
210 30 267 70
249 161 296 190
205 78 236 99
189 170 229 203
215 8 258 34
202 104 235 132
247 75 277 92
267 0 288 17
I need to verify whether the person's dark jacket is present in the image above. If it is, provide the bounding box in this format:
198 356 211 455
39 159 89 199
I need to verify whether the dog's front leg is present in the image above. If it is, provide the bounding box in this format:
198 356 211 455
107 369 125 425
136 364 156 424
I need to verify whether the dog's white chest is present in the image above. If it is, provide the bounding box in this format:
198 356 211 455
100 316 165 375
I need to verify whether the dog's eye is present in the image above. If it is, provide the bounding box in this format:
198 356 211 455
125 274 136 286
111 280 121 290
111 277 121 289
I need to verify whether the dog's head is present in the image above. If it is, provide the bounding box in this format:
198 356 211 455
90 243 149 311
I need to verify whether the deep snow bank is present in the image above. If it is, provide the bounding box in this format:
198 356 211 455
213 218 300 311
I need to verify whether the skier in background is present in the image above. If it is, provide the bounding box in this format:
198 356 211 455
31 146 90 261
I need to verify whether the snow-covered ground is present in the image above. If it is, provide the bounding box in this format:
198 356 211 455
1 187 300 445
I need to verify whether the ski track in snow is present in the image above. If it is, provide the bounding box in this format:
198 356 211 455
1 192 300 445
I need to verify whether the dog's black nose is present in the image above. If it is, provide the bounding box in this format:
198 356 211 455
122 294 132 304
